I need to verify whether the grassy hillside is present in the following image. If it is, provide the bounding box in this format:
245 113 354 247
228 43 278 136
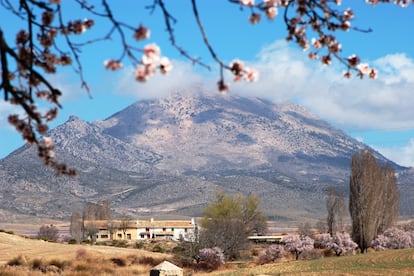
198 248 414 276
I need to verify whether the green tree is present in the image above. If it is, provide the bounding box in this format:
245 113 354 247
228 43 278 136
349 149 399 253
199 191 267 260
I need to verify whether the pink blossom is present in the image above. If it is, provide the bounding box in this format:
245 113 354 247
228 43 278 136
396 0 410 7
311 38 322 49
321 55 332 65
245 68 259 82
357 63 371 75
263 0 276 7
143 44 161 58
308 52 318 60
347 54 360 67
343 71 352 78
369 68 378 79
343 8 354 19
135 66 148 82
159 57 173 74
134 25 150 40
240 0 254 6
265 7 278 19
104 59 123 71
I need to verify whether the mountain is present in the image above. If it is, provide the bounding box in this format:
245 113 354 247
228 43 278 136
0 91 412 222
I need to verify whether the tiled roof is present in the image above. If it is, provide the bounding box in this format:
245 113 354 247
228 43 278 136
136 220 194 228
83 219 195 230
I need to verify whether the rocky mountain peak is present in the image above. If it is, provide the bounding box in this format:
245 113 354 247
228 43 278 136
0 91 411 222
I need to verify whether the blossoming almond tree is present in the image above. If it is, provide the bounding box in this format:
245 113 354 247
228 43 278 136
283 234 314 260
0 0 412 174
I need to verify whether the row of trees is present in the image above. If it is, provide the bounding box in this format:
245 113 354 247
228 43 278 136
69 200 132 243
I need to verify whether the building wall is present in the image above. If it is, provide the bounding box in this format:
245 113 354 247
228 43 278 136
89 219 196 242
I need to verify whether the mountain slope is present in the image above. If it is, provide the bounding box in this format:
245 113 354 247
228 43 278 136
0 91 410 222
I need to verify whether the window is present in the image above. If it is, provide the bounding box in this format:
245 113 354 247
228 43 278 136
185 228 188 233
127 234 132 240
145 228 150 232
101 234 108 239
162 228 166 231
117 233 122 238
171 228 174 231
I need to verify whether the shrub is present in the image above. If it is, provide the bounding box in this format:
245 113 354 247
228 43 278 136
331 233 358 256
37 224 59 241
371 234 388 251
74 263 89 271
135 241 144 249
0 229 14 235
173 255 195 268
258 244 285 264
48 259 67 270
31 258 45 271
76 248 88 259
300 248 323 260
315 233 357 256
68 238 77 244
137 256 159 266
283 235 314 260
115 240 128 248
7 255 26 266
110 240 128 247
152 244 164 253
315 233 332 249
372 227 412 250
110 257 126 267
82 239 92 245
198 247 225 271
172 245 186 255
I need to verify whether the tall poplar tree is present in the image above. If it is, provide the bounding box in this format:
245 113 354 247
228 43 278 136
349 150 399 253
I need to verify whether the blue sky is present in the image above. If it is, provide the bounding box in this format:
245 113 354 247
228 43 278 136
1 1 414 166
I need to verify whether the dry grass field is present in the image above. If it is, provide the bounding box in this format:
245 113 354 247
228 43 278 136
1 231 414 275
0 232 171 275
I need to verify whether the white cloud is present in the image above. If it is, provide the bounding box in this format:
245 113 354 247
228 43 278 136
0 100 18 130
376 140 414 168
111 40 414 133
115 60 215 99
229 40 414 132
106 39 414 166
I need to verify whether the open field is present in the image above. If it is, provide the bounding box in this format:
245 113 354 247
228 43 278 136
0 232 168 265
1 231 414 275
0 232 171 275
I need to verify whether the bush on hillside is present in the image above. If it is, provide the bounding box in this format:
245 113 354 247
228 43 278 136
37 224 59 242
372 227 412 250
257 244 285 264
198 247 225 271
